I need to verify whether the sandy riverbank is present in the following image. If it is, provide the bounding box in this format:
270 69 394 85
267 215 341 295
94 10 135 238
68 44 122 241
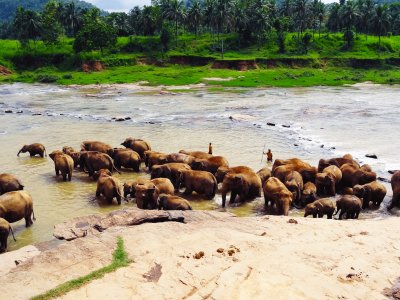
0 209 399 300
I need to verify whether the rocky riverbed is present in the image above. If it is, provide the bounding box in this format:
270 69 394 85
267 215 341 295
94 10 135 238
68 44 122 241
0 209 399 299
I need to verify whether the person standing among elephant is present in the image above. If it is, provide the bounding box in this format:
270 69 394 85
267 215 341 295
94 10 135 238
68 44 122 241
263 149 273 163
208 143 213 155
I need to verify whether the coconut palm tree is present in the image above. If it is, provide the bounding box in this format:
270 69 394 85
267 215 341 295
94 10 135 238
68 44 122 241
373 4 391 50
293 0 309 39
187 0 203 36
163 0 187 46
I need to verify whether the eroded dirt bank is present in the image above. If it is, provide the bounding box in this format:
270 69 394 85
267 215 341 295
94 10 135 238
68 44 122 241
0 209 399 299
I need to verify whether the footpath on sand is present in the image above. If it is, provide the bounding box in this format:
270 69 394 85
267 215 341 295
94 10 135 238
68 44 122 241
0 209 400 300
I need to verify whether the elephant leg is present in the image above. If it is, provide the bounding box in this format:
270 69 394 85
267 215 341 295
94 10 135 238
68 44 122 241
116 194 121 205
230 191 238 204
62 172 67 181
317 212 323 218
25 215 33 227
222 190 228 207
339 210 345 220
313 213 317 218
96 188 101 197
183 184 192 195
0 236 7 253
68 172 72 181
327 213 333 219
55 167 60 176
329 185 335 196
355 210 360 219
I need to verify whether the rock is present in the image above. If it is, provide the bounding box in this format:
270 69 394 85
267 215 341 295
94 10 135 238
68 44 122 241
53 208 235 241
365 153 378 159
320 145 324 148
378 177 390 183
288 219 298 224
282 124 290 128
294 144 299 147
4 110 12 113
389 170 399 175
217 248 224 253
16 110 23 114
32 113 42 116
267 122 276 126
193 251 204 259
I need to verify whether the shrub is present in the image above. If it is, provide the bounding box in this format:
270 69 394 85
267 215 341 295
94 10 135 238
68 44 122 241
36 74 59 83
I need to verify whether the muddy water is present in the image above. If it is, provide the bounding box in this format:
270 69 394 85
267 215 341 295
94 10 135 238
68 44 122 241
0 83 399 251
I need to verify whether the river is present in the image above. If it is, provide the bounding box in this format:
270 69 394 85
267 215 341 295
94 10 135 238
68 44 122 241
0 83 398 251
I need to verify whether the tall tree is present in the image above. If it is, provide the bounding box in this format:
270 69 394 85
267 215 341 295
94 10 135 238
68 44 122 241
293 0 309 39
41 0 63 47
187 0 202 36
373 4 390 50
13 7 42 48
163 0 187 46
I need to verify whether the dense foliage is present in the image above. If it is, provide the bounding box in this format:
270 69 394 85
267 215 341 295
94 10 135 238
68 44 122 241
1 0 400 54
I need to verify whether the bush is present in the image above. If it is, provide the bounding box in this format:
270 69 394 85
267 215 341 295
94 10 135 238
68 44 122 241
62 74 73 79
36 74 59 83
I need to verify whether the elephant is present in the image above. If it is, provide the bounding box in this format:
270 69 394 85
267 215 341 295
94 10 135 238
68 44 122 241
81 141 113 156
0 191 35 227
191 156 229 175
17 143 46 157
257 167 272 185
388 171 400 210
144 151 167 170
360 164 373 172
96 169 123 205
221 168 261 207
353 181 387 209
121 138 151 161
263 177 293 216
340 163 376 188
49 151 74 181
69 151 83 168
134 178 175 209
178 170 218 199
272 158 312 172
157 194 192 211
334 195 363 220
112 148 141 172
301 182 317 207
273 164 317 184
80 151 120 178
151 178 175 196
135 182 158 209
215 166 254 183
179 150 212 160
151 163 191 189
166 153 195 165
317 154 360 172
123 178 151 198
0 174 24 195
62 146 75 156
284 171 304 205
315 165 342 196
0 218 16 253
304 198 336 219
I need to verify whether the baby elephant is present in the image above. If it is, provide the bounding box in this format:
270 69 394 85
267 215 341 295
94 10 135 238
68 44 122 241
334 195 363 220
158 194 192 210
0 217 16 253
17 143 47 157
353 181 387 209
301 182 317 207
304 198 336 219
96 169 123 205
49 151 74 181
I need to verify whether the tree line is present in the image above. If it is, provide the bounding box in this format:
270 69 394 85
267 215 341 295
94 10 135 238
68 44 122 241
1 0 400 54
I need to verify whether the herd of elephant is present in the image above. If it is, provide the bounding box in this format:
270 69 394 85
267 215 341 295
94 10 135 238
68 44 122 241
0 138 399 253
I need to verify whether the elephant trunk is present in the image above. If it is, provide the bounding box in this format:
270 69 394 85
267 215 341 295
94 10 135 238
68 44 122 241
17 149 22 157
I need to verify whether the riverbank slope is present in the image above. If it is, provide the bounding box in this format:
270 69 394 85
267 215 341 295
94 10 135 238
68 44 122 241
1 209 399 299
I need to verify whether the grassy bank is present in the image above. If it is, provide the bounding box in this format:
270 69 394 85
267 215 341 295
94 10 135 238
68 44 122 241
31 237 130 300
0 33 399 87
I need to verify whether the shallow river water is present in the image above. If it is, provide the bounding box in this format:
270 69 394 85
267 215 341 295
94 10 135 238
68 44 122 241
0 83 399 251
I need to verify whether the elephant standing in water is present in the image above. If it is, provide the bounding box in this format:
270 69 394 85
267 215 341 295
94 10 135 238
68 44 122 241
0 191 35 227
96 169 123 205
0 174 24 195
121 138 151 161
263 177 293 216
17 143 46 157
304 198 336 219
334 195 363 220
353 181 387 209
388 171 400 210
49 151 74 181
0 217 16 253
158 194 192 211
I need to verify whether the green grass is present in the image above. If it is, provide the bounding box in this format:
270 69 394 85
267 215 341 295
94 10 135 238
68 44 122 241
30 237 131 300
0 32 399 87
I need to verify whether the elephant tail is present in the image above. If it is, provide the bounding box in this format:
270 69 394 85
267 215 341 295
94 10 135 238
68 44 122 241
43 146 47 157
9 225 16 242
107 155 121 174
112 178 123 199
32 207 36 221
211 175 218 198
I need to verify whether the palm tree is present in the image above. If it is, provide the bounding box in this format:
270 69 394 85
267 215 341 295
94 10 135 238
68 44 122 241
373 4 391 50
163 0 187 47
13 7 42 48
187 0 203 36
327 3 340 32
214 0 233 57
248 0 272 49
340 0 357 31
293 0 309 39
357 0 373 40
59 2 81 37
